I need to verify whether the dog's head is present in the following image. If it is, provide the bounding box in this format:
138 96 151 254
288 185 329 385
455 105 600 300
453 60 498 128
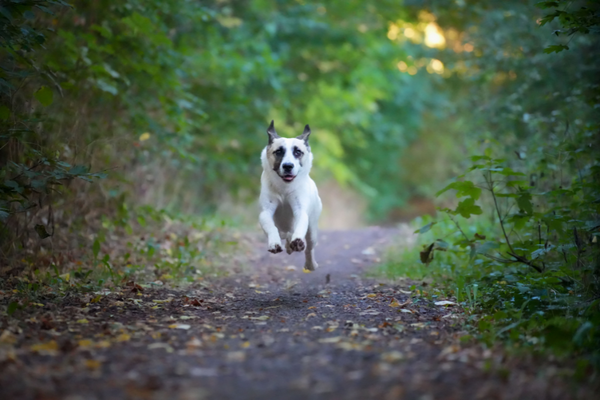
263 120 312 183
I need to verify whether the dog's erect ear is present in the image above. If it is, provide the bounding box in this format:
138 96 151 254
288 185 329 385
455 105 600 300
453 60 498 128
267 120 280 145
297 124 311 144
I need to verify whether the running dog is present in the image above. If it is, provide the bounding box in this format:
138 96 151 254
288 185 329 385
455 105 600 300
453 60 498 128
259 120 322 271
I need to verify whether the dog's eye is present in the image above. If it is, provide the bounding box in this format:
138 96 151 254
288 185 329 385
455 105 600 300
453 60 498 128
274 149 284 156
293 149 303 158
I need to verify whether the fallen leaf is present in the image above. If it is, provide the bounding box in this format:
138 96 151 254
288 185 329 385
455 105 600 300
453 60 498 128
186 337 202 350
362 247 375 255
95 340 111 348
0 330 17 344
77 319 89 324
85 359 102 370
400 309 412 313
434 300 456 306
169 324 191 330
115 333 130 342
148 342 174 352
308 306 316 309
381 351 404 363
249 315 269 321
30 340 59 355
306 313 317 319
78 339 93 348
359 310 380 316
366 293 377 298
318 336 343 343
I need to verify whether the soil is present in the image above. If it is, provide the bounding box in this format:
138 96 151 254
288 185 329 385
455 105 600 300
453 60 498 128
0 227 596 400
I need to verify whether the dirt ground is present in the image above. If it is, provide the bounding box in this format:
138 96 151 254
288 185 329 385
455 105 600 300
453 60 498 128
0 228 597 399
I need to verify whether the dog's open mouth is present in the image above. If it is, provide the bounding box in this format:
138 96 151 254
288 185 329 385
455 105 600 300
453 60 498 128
282 174 295 182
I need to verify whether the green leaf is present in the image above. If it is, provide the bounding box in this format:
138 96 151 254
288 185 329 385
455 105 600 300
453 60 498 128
454 198 483 219
434 239 449 250
488 167 525 176
0 105 9 120
516 192 533 214
543 44 569 54
7 302 19 316
92 239 101 259
535 1 559 9
414 221 436 234
475 241 500 254
0 7 13 21
34 224 51 239
419 243 435 265
34 86 54 106
436 181 482 200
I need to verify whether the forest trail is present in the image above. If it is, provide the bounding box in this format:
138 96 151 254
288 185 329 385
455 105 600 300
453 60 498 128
0 228 590 400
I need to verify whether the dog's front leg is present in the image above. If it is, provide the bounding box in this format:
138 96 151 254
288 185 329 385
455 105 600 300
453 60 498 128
259 208 283 253
289 210 308 252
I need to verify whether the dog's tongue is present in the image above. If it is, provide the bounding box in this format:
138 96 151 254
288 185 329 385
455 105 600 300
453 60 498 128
283 175 294 181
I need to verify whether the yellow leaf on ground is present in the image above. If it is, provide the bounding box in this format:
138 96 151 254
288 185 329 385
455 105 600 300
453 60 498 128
31 340 58 354
85 359 102 370
169 324 191 330
115 333 130 342
139 132 151 141
95 340 111 348
0 330 17 344
389 299 400 307
77 319 89 324
241 341 250 348
78 339 93 348
366 293 377 298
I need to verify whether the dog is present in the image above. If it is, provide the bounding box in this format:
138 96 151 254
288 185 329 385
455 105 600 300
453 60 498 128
259 120 322 271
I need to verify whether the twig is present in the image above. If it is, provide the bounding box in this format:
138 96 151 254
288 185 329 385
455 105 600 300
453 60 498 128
486 170 515 255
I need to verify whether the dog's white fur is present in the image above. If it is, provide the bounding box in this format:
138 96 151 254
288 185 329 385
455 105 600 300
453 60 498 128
259 121 322 271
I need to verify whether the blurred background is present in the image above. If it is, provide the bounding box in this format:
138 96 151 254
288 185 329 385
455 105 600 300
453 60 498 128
1 0 598 239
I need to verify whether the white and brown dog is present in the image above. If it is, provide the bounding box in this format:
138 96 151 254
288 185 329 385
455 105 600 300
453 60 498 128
259 120 322 271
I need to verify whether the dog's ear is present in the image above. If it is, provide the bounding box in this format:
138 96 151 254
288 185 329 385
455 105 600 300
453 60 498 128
297 124 311 144
267 120 280 145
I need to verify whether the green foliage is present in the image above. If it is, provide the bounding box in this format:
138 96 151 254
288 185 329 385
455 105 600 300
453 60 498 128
383 128 600 364
536 0 600 52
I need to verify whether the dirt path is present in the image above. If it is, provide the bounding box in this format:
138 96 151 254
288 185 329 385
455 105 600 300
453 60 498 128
0 228 591 400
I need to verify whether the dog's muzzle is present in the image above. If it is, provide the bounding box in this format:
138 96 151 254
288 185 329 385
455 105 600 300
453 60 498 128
281 163 295 182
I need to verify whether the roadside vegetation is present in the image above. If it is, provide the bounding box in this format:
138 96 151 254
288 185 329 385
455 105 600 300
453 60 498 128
380 0 600 378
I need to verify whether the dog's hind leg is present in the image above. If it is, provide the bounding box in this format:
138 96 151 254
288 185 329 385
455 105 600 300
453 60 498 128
303 226 318 271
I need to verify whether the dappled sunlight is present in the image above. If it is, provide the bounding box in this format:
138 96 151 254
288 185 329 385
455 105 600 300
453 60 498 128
424 22 446 49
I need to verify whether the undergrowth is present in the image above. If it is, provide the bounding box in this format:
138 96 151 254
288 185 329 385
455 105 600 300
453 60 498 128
1 205 244 316
380 140 600 378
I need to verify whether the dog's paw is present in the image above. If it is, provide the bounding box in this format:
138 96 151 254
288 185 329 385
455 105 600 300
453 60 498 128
285 240 293 255
268 244 283 254
289 238 305 252
303 262 318 272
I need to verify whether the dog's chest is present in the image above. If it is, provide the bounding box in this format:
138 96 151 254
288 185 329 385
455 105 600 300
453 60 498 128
272 199 295 233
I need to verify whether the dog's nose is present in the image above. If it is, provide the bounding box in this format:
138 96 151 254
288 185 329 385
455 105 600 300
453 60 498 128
282 163 294 172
